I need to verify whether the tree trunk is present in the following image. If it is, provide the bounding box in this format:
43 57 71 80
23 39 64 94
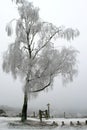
21 91 28 122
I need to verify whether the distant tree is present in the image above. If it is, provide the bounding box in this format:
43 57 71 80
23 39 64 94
3 0 79 122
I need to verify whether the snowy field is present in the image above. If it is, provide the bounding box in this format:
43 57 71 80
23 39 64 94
0 117 87 130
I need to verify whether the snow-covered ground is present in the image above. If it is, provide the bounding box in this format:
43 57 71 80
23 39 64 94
0 117 87 130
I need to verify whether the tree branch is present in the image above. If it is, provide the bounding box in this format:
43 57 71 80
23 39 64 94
30 80 51 93
33 29 60 59
28 75 52 93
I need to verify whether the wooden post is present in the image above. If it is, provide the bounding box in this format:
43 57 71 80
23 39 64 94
47 103 50 118
39 110 42 122
45 110 48 119
70 121 74 126
85 120 87 125
33 112 35 117
64 112 65 118
77 121 81 125
61 121 65 126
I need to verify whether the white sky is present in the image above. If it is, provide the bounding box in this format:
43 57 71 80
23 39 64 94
0 0 87 113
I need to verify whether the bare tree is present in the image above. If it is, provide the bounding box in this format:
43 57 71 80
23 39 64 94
3 0 79 122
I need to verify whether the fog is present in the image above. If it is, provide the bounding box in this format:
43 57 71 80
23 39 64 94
0 0 87 113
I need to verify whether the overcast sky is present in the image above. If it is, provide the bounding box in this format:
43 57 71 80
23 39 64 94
0 0 87 113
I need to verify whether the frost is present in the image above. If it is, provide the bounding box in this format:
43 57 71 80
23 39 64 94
0 117 87 129
3 0 80 93
3 0 80 120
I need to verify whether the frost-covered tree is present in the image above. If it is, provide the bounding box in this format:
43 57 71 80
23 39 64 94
3 0 79 121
